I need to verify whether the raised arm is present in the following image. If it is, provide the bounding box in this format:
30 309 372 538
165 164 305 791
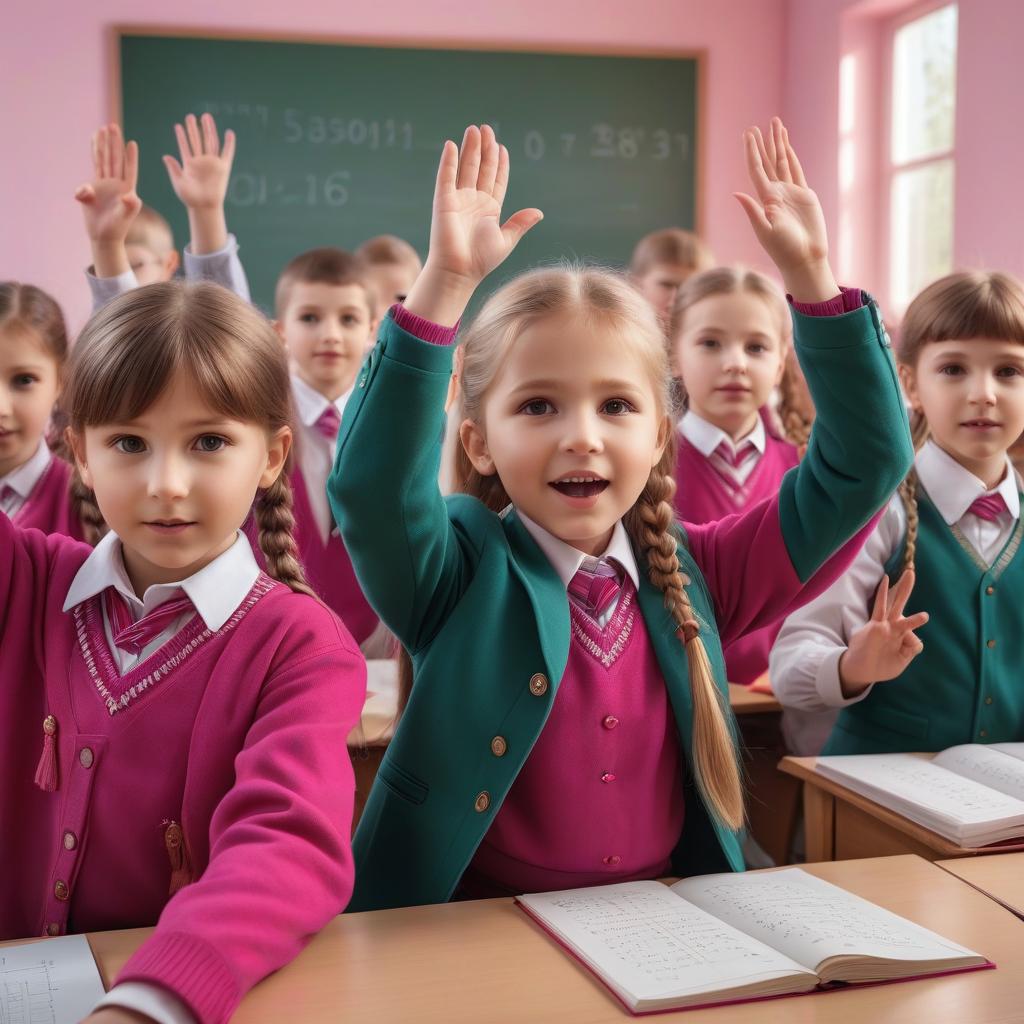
329 126 542 650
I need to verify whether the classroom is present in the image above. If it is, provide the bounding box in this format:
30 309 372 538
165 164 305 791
2 1 1024 1022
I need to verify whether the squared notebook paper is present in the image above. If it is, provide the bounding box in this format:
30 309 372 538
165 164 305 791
0 933 106 1023
815 743 1024 847
517 868 990 1014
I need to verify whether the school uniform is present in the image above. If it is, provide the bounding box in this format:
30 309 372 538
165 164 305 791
0 516 365 1024
0 438 83 540
674 409 800 684
328 291 912 912
771 439 1024 755
85 234 251 312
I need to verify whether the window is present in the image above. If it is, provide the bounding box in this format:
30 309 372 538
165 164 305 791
888 3 958 312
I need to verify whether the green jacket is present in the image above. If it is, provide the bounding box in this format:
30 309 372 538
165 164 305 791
330 298 912 911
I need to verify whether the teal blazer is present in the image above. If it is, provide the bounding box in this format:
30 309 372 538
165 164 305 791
330 297 912 911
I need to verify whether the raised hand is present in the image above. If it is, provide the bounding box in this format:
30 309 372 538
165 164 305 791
74 124 141 276
404 124 543 326
162 112 236 253
734 117 839 303
838 570 929 700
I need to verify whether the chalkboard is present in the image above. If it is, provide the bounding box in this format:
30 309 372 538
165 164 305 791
118 31 702 314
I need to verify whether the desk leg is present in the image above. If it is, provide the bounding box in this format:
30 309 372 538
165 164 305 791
803 784 835 862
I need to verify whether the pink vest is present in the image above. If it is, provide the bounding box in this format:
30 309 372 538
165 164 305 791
464 578 683 896
674 429 799 685
12 453 85 542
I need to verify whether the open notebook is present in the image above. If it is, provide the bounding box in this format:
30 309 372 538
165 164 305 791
517 868 989 1014
816 743 1024 847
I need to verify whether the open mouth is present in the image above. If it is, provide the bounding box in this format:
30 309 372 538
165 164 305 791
549 475 610 498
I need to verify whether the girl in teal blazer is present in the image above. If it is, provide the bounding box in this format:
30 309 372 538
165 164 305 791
330 120 913 910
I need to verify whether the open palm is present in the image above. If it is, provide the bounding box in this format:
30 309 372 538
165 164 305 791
74 124 141 244
163 112 236 210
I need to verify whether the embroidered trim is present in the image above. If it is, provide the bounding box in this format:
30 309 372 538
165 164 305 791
74 574 278 716
570 588 637 669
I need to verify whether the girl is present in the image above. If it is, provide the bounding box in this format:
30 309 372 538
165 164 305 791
329 120 912 912
1 282 365 1024
771 271 1024 756
0 283 85 540
670 267 813 685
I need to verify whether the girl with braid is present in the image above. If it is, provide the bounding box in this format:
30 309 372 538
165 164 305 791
772 270 1024 757
668 266 813 685
0 281 365 1024
330 119 911 911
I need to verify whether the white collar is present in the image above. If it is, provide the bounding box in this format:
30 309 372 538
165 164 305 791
915 439 1021 524
62 530 261 631
0 438 53 499
290 373 351 428
516 511 641 591
678 409 767 458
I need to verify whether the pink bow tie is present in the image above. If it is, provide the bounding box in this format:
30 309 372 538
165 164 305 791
314 405 342 443
568 559 622 622
102 588 195 656
968 493 1008 523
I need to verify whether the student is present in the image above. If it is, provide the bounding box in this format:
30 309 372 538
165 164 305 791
77 115 250 311
670 266 813 684
329 120 912 911
630 227 714 325
0 282 364 1024
270 247 379 644
771 271 1024 756
0 283 84 540
355 234 424 321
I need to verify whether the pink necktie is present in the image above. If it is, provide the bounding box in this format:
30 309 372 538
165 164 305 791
568 560 622 622
968 494 1008 522
102 588 195 656
315 406 342 443
714 439 757 469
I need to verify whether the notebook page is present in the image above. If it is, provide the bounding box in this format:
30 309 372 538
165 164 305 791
519 881 813 1003
991 743 1024 763
671 869 980 973
0 934 106 1024
934 744 1024 800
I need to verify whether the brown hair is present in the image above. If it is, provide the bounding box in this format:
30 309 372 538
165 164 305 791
669 265 812 447
126 204 175 256
63 281 313 596
630 228 714 279
896 270 1024 571
355 234 423 274
274 246 376 319
423 266 743 829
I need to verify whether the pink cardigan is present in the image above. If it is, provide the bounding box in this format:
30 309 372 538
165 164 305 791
12 452 85 541
0 513 366 1024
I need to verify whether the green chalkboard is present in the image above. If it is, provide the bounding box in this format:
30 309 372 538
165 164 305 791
119 32 701 314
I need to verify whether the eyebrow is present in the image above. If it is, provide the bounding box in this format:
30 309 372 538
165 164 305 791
6 363 49 373
507 378 647 396
104 418 239 431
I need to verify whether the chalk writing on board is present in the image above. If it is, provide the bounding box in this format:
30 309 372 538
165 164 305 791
228 171 350 208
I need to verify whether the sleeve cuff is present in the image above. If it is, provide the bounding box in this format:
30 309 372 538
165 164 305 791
815 646 874 707
789 287 864 316
391 303 460 346
183 235 235 262
95 982 197 1024
86 267 139 313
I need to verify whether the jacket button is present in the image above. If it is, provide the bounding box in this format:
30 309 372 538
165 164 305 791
987 639 996 649
79 747 94 768
601 772 616 784
980 729 988 738
46 923 60 936
54 880 69 901
529 673 548 696
603 715 619 730
63 831 77 851
490 736 507 757
985 696 993 705
986 586 995 595
603 855 621 866
474 791 491 813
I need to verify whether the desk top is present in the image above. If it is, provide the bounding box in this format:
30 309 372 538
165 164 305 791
63 856 1022 1023
937 852 1024 918
728 682 782 714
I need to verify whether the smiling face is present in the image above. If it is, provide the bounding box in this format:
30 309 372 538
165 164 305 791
900 338 1024 488
0 326 61 477
673 290 786 440
460 314 670 556
278 281 376 401
70 369 289 594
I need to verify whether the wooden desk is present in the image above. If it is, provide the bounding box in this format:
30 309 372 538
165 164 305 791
728 681 781 714
937 853 1024 919
52 856 1020 1023
780 756 1024 863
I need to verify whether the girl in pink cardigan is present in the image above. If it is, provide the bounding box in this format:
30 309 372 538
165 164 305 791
1 282 365 1024
669 266 813 685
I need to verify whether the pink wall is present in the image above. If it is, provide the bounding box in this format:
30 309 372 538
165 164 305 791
0 0 785 331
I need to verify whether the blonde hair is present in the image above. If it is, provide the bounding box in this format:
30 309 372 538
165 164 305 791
64 281 313 596
274 246 376 319
897 270 1024 571
436 266 741 829
355 234 423 275
670 265 812 447
126 205 175 257
630 228 714 279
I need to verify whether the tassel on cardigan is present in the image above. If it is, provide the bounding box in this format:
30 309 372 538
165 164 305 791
34 715 58 792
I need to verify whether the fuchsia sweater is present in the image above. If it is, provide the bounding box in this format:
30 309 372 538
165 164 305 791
0 513 365 1024
12 453 85 542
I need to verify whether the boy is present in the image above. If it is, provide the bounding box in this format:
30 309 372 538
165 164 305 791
355 234 422 321
630 227 713 324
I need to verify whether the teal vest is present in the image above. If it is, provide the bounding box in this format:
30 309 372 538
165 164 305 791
825 486 1024 754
